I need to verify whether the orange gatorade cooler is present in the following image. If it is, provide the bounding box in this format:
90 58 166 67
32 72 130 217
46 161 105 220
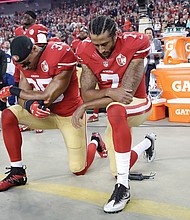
152 64 190 99
162 28 189 65
165 98 190 123
147 98 166 121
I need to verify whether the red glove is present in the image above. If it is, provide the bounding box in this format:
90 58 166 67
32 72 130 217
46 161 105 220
30 101 50 118
0 86 13 99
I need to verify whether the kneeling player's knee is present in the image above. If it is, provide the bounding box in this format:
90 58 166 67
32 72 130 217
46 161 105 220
70 162 85 174
107 105 126 125
107 104 126 117
2 109 18 127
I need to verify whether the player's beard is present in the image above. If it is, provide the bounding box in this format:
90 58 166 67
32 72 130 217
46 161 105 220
98 39 115 59
23 18 32 27
79 36 87 41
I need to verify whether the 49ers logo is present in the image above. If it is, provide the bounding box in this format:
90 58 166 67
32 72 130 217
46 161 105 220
29 29 34 36
41 60 49 72
116 54 126 66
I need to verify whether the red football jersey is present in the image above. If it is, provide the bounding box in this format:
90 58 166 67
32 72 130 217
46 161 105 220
76 32 150 98
17 42 82 116
71 38 81 52
14 24 48 44
14 24 48 83
48 37 62 43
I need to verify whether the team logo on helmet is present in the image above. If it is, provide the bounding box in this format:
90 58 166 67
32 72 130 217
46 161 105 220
41 60 49 72
116 54 126 66
12 55 20 62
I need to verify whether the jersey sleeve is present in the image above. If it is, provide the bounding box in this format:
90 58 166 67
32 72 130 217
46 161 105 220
133 33 150 59
75 40 91 65
122 32 150 59
47 43 77 76
34 24 48 44
14 27 23 36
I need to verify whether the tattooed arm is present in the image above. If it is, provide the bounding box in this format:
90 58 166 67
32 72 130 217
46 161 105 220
80 60 142 106
81 64 112 104
72 59 144 128
120 58 145 96
72 64 113 128
105 58 144 104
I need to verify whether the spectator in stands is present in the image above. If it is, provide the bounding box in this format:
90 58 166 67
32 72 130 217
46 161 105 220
0 0 190 47
144 27 164 94
186 27 190 37
3 39 16 106
71 26 89 53
186 16 190 28
123 16 132 32
153 17 161 37
175 17 186 28
0 48 7 111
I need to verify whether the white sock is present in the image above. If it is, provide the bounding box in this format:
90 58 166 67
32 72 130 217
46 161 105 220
91 139 98 147
11 161 23 168
115 151 131 188
132 138 151 157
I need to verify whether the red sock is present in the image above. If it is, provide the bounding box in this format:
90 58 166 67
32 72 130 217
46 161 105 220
93 108 99 114
107 104 131 153
1 109 22 162
74 142 96 175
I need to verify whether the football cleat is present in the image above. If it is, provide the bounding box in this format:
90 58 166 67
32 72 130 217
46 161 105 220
144 133 156 162
19 125 31 132
91 132 107 158
87 114 99 123
35 129 43 134
0 166 27 191
104 183 130 213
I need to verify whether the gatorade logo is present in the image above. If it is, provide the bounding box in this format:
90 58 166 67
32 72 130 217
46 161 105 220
172 80 190 92
175 109 190 115
185 43 190 52
165 40 174 51
166 41 190 52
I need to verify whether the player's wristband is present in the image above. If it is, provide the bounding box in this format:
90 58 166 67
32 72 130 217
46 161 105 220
24 100 44 113
14 82 19 87
10 86 22 97
24 100 35 113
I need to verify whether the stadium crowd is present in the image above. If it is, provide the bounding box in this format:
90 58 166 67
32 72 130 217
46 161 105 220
0 0 190 45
